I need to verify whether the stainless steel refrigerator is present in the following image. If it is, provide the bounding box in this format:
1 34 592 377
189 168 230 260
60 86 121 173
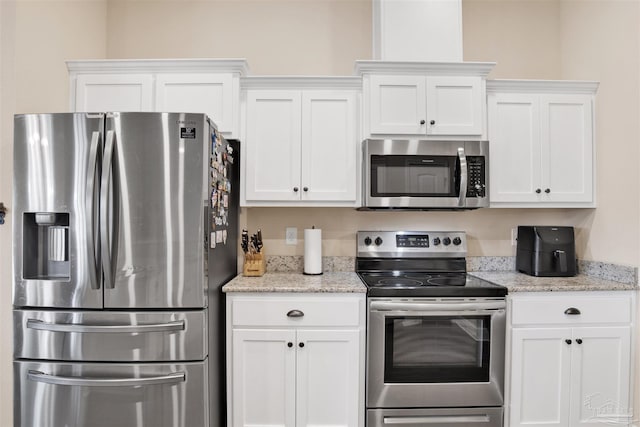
12 112 239 427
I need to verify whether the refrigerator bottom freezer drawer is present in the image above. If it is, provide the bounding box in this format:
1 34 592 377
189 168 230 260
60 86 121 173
14 309 207 362
14 360 209 427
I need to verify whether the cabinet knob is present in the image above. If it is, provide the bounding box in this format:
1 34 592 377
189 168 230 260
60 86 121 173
535 188 542 194
287 342 293 348
430 120 436 125
420 119 426 125
545 188 551 194
576 338 583 345
293 187 299 192
564 307 581 315
303 187 308 192
287 309 304 318
565 339 572 345
298 342 305 348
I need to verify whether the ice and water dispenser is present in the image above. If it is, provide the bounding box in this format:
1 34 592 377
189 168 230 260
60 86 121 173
23 212 70 280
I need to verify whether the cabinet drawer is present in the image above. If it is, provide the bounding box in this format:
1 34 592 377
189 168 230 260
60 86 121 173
511 294 632 326
231 296 361 327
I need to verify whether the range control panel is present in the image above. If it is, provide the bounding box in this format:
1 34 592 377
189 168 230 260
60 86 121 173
357 231 467 258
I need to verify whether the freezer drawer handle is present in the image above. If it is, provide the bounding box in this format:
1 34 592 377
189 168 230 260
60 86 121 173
383 414 491 424
26 319 185 333
27 370 185 387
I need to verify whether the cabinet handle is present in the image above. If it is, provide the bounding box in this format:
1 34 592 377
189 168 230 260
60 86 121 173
420 120 426 125
287 342 293 348
293 187 299 192
565 339 572 345
298 342 305 348
535 188 542 194
286 309 304 318
564 307 581 315
545 188 551 194
430 120 436 125
303 187 308 192
576 338 583 344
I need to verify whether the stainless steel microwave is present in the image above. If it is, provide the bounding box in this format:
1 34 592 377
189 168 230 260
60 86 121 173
361 139 489 210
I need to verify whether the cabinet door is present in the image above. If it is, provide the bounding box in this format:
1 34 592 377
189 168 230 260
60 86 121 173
245 90 302 201
155 73 234 135
74 74 153 112
369 75 426 135
301 91 357 202
296 329 361 427
488 93 542 203
425 76 483 135
509 328 572 427
540 95 593 203
231 329 296 427
570 327 632 427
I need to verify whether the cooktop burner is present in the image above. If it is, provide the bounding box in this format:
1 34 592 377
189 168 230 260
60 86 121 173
356 231 508 297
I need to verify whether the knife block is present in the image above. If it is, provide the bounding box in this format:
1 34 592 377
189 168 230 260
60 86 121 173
243 252 266 277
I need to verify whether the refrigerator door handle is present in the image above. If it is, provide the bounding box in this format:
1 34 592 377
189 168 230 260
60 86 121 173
26 319 185 333
27 370 185 387
100 130 116 289
87 131 101 290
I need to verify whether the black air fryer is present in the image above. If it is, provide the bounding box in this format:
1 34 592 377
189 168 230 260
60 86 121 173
516 226 577 277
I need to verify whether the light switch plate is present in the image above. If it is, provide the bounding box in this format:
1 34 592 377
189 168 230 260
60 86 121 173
286 227 297 245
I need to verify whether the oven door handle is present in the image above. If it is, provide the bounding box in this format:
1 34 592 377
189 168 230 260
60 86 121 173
383 414 491 424
369 301 506 312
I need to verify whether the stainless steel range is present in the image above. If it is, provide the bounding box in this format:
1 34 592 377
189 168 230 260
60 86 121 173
357 231 507 427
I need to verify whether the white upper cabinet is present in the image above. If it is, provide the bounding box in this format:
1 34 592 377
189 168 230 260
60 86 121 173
373 0 462 62
245 90 303 202
488 80 598 207
242 77 360 207
155 73 236 134
357 61 494 140
74 74 154 112
67 59 248 138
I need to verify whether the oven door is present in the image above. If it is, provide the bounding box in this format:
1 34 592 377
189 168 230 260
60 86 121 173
367 297 505 408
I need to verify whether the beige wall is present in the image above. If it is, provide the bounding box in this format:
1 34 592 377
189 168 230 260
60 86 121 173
1 2 639 427
107 0 372 75
0 3 16 425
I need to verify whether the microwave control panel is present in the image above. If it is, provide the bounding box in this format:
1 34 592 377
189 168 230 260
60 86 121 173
466 156 486 198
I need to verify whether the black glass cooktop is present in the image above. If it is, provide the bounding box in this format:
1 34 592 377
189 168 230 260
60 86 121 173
358 272 507 297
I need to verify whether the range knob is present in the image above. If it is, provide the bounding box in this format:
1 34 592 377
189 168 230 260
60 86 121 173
364 237 372 246
442 237 451 246
432 237 441 246
453 237 462 246
375 237 383 246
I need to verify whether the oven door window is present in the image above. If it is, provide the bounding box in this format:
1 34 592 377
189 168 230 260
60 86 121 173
384 315 490 383
371 155 460 197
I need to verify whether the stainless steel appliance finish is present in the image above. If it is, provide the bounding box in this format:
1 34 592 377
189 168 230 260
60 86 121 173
367 297 506 408
357 230 507 426
367 407 503 427
14 361 207 427
362 139 489 210
13 112 239 427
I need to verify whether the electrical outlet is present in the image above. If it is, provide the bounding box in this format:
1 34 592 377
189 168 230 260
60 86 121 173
511 228 518 246
285 227 297 245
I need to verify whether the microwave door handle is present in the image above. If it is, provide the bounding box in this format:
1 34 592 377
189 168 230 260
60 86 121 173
458 147 467 207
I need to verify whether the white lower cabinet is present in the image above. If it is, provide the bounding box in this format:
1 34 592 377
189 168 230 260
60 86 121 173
227 294 365 427
508 292 634 427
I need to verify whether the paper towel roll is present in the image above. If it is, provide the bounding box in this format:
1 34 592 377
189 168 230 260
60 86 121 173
304 228 323 275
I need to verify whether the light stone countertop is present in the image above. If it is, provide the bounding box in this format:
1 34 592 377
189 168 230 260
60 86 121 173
470 271 638 293
222 272 367 293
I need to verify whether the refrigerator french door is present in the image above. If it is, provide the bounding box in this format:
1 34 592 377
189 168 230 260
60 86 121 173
13 112 237 427
14 112 208 309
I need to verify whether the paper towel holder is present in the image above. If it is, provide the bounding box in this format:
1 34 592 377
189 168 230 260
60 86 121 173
303 226 323 275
